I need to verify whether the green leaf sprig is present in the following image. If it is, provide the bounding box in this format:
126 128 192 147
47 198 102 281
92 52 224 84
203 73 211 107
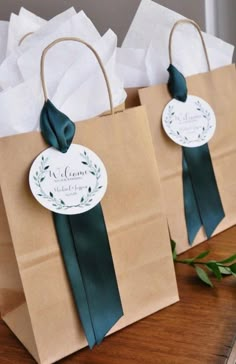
171 240 236 287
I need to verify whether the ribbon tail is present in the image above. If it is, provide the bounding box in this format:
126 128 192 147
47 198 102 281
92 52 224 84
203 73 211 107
68 203 123 345
182 154 202 244
183 144 225 238
53 213 96 349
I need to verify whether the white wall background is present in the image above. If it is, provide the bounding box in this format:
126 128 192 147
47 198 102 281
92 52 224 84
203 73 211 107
205 0 236 61
215 0 236 49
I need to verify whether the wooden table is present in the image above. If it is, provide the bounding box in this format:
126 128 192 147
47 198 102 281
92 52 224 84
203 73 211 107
1 228 236 364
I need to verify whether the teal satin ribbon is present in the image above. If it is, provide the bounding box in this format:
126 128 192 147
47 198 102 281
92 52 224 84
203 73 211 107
40 100 123 348
168 65 225 244
40 100 75 153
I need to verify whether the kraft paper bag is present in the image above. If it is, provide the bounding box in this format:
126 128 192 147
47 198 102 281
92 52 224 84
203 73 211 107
125 87 141 109
139 62 236 254
0 40 178 364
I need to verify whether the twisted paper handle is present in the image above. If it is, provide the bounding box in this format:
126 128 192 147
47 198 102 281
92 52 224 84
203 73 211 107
40 37 114 114
168 19 211 71
18 32 34 46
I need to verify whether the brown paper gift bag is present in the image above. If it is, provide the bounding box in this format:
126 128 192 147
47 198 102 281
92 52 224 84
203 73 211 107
125 87 141 109
139 19 236 254
0 38 179 364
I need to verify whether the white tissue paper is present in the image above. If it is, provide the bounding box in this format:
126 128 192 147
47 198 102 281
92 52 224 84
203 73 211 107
119 0 235 87
0 77 42 137
116 48 149 87
0 9 126 137
0 7 76 90
6 8 46 56
56 29 126 121
20 7 76 50
18 11 101 96
0 21 8 65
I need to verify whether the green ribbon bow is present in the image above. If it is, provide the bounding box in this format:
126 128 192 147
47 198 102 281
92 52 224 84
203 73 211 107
40 101 123 348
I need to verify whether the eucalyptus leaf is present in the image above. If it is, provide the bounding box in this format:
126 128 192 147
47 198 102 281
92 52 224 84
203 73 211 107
182 251 210 264
229 264 236 278
172 241 236 287
218 266 232 275
171 240 177 260
206 262 222 281
195 266 213 287
194 251 210 260
229 263 236 274
218 254 236 265
180 258 195 264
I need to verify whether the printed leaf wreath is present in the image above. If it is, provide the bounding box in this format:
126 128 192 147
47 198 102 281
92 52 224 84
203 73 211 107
33 150 103 211
164 100 213 146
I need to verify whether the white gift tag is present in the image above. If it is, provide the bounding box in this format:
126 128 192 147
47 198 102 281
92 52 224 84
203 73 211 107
162 95 216 148
29 144 108 215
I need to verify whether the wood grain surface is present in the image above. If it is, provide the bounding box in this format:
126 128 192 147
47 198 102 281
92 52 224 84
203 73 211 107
1 227 236 364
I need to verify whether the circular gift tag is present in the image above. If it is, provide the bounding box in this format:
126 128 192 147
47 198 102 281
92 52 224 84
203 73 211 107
29 144 108 215
162 95 216 148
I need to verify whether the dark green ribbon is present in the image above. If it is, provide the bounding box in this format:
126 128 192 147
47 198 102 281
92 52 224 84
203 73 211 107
167 65 225 244
40 100 75 153
40 100 123 348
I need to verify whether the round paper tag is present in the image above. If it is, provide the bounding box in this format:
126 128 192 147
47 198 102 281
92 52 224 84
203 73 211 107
29 144 108 215
162 95 216 148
